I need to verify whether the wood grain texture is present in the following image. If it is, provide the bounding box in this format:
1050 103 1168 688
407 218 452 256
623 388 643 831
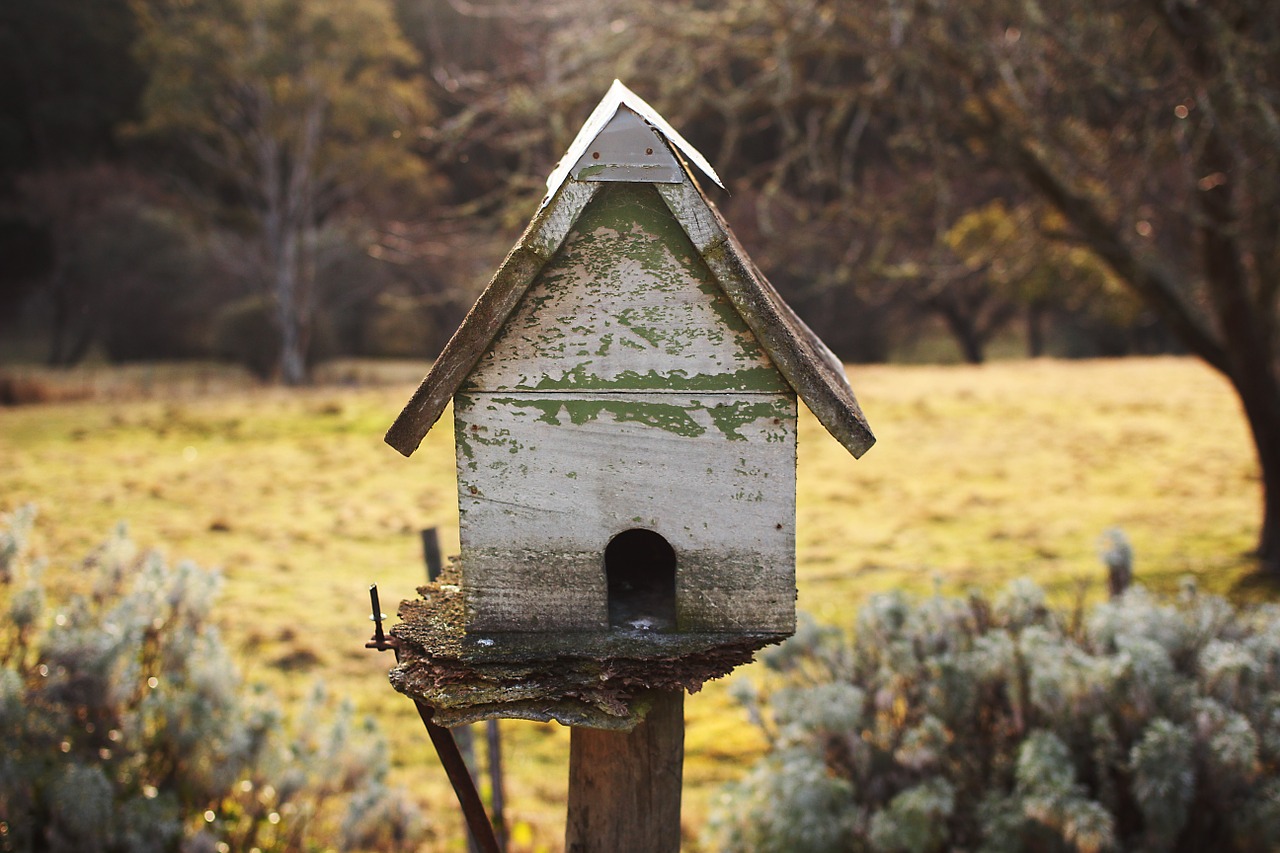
656 181 725 252
528 181 599 259
565 690 684 853
466 183 786 394
385 182 598 456
454 391 796 632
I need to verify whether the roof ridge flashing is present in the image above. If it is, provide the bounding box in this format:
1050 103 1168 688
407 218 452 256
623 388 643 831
541 80 724 208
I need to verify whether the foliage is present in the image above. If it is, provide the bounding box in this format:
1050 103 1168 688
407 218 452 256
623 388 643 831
10 166 209 367
0 0 144 173
0 506 423 852
875 0 1280 564
209 296 288 381
706 580 1280 852
129 0 435 384
83 199 232 364
944 202 1171 358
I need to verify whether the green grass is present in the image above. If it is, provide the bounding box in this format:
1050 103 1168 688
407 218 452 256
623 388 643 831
0 356 1268 851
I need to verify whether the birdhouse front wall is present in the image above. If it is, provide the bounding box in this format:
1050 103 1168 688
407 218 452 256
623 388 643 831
454 183 798 634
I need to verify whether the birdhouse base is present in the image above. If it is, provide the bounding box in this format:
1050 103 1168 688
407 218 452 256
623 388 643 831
388 562 787 730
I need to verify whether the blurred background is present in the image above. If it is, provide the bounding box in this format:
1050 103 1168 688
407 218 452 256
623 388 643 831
3 1 1278 850
4 0 1229 381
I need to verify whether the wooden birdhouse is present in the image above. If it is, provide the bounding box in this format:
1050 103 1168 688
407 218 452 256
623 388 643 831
384 81 873 729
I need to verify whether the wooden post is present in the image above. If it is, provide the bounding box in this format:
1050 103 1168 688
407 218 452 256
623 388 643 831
453 723 481 853
487 719 508 852
421 527 443 581
565 691 684 853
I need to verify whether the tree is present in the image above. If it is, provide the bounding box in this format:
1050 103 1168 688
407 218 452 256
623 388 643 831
129 0 433 384
0 0 144 175
851 0 1280 568
0 0 148 351
945 201 1159 358
13 166 169 366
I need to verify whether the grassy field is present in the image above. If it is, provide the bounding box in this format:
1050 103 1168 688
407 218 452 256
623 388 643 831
0 356 1269 850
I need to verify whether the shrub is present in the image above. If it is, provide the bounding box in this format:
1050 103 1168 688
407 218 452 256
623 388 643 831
0 506 423 852
705 581 1280 853
209 296 281 381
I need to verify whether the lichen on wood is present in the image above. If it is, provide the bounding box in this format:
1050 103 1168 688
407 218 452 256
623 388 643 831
389 559 787 729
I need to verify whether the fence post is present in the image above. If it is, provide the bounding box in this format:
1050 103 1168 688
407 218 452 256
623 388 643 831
564 691 684 853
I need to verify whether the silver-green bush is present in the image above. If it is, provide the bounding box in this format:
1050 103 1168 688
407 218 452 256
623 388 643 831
706 580 1280 852
0 506 423 852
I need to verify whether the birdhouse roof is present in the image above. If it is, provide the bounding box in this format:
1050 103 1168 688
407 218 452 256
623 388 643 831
386 84 874 460
541 80 724 204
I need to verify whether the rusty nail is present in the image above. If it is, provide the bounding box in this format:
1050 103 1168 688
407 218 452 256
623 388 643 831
369 584 387 646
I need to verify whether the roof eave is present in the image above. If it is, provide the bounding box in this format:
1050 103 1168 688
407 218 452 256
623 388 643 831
384 181 600 456
655 182 876 458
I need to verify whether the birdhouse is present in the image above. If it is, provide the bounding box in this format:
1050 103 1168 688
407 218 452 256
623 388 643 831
384 82 873 729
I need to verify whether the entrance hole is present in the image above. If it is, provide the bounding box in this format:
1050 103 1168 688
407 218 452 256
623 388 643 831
605 529 676 630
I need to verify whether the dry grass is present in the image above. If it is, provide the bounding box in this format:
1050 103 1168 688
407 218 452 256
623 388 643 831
0 356 1267 851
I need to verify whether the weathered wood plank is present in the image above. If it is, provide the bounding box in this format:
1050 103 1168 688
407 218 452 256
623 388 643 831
384 246 543 456
527 181 599 259
385 183 598 456
454 390 797 632
656 180 725 253
454 391 795 551
565 690 683 853
702 235 875 458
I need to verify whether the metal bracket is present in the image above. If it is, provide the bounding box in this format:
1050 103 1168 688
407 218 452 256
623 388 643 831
365 583 502 853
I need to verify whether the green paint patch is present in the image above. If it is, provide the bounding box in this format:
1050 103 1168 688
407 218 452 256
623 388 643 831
526 398 705 437
613 308 666 348
527 365 787 394
467 182 783 392
706 400 793 441
483 394 792 441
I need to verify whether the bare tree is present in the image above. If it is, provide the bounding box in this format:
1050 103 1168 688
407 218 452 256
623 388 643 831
876 0 1280 568
131 0 432 383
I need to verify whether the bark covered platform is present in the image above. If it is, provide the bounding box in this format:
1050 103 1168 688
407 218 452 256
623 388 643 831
387 562 787 730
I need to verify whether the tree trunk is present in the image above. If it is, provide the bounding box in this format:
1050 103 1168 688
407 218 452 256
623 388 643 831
990 111 1280 569
274 225 307 386
1229 368 1280 572
1252 411 1280 572
45 259 94 367
1026 303 1046 358
565 691 683 853
936 301 986 364
1194 120 1280 571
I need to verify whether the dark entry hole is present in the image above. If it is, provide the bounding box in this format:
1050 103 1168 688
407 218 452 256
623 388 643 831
605 529 676 631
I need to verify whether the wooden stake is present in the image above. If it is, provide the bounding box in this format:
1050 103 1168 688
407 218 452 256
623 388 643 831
565 691 684 853
487 719 508 852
